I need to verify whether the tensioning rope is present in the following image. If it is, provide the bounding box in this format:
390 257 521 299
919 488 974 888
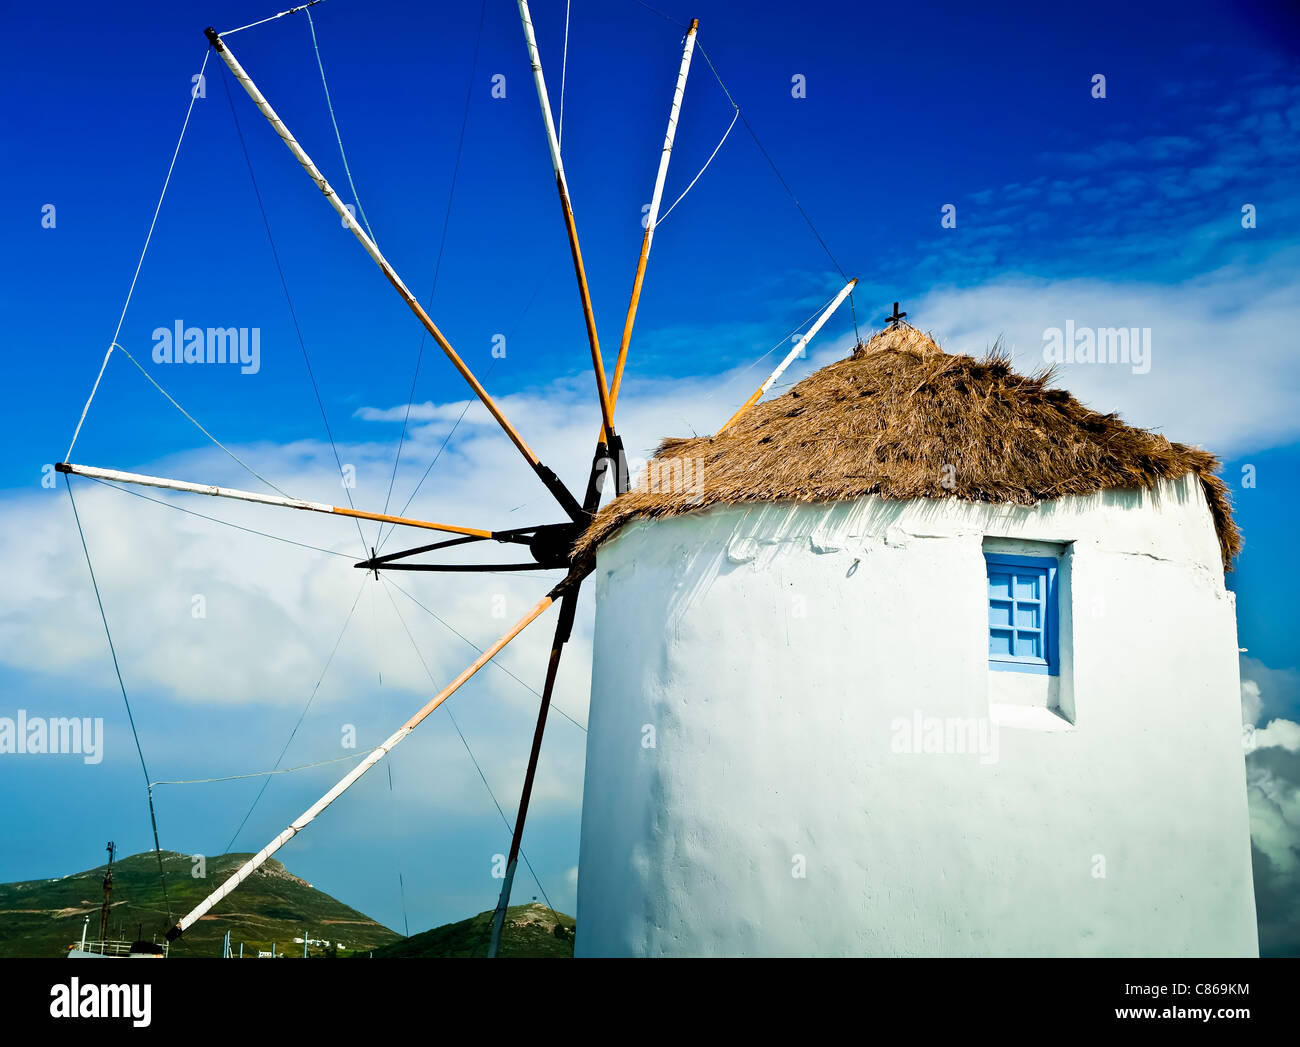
66 49 210 462
219 62 370 558
559 0 571 149
694 44 843 279
222 0 326 38
304 7 377 244
368 582 411 937
695 42 861 345
655 106 739 225
222 577 369 854
375 0 488 547
615 6 863 342
388 758 410 937
111 342 292 497
376 360 498 554
626 0 687 27
694 288 840 411
380 580 565 927
83 475 352 561
151 749 367 789
65 477 173 925
377 272 548 554
383 574 586 732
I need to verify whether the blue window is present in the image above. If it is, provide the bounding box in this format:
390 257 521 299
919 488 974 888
985 553 1058 675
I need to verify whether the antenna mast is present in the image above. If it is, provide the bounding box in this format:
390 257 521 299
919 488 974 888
98 841 115 944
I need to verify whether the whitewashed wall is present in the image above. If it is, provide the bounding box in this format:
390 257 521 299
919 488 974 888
575 476 1257 956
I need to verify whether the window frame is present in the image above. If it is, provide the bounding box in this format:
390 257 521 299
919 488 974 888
984 552 1059 676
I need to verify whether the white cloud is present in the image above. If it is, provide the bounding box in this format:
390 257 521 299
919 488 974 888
1255 719 1300 754
1242 664 1300 956
1241 657 1300 726
904 262 1300 457
1241 679 1264 728
1248 758 1300 879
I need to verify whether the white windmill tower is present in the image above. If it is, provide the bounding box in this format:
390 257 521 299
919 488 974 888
572 320 1257 957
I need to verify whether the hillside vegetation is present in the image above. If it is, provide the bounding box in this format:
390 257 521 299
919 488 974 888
0 850 400 958
368 902 575 958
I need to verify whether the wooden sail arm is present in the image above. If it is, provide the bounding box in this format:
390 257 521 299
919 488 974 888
716 277 858 434
166 571 584 941
357 525 547 570
581 19 700 509
204 27 583 522
606 18 700 427
56 462 499 541
359 520 579 573
515 0 616 444
362 562 558 573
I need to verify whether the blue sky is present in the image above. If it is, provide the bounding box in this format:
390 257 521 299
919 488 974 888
1 0 1298 952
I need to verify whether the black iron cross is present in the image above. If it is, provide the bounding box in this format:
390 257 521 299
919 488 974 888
885 301 907 328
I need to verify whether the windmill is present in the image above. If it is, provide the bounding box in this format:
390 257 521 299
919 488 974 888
57 0 860 957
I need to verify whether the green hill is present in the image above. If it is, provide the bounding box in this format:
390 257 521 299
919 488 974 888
369 902 575 958
0 850 401 958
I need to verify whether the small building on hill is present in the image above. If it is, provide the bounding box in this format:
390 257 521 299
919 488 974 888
573 324 1256 957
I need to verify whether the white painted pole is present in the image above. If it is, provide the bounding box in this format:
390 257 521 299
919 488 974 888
56 462 495 540
606 18 699 423
61 462 332 511
168 730 403 937
206 30 396 308
717 278 858 433
166 585 561 940
515 0 616 440
204 29 583 520
646 22 698 248
516 0 565 191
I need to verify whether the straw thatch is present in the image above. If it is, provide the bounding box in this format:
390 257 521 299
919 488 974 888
575 325 1240 569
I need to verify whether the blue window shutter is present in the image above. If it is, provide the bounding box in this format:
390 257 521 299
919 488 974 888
984 553 1058 676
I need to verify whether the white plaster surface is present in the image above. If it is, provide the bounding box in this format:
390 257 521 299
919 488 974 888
575 476 1257 956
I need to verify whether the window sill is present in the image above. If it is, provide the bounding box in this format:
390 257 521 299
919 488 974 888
989 702 1075 732
989 659 1058 676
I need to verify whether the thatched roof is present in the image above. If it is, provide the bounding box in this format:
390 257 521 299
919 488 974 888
575 325 1239 569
